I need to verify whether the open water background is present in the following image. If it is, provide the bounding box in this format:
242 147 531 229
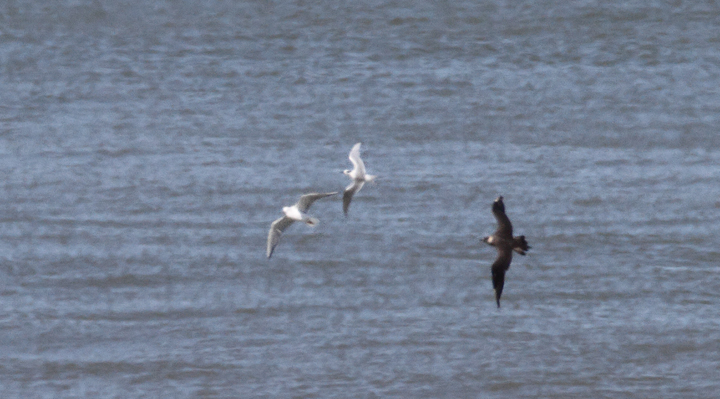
1 0 719 397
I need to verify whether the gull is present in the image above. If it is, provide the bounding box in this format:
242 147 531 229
267 192 338 258
482 196 531 308
342 143 376 216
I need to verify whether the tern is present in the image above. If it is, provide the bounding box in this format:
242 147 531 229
342 143 376 216
267 192 338 258
482 196 531 308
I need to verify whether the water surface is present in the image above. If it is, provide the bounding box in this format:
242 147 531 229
1 1 719 397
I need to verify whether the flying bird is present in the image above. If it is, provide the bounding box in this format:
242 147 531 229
482 196 531 308
342 143 376 216
267 192 338 258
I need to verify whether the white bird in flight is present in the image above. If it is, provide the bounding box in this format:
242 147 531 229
342 143 376 216
267 192 338 258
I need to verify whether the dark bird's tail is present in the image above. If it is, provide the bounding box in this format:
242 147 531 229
512 235 531 255
492 269 505 308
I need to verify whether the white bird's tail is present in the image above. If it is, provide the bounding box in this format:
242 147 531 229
304 217 320 226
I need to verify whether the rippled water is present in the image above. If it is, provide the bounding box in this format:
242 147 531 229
1 1 720 397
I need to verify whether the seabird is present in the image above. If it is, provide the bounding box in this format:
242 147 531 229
342 142 376 216
482 196 531 308
267 192 338 258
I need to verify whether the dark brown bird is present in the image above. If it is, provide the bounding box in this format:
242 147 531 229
482 196 530 308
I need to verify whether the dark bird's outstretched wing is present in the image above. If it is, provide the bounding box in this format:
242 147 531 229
491 249 513 308
342 181 365 216
491 196 513 240
296 192 338 212
267 216 294 258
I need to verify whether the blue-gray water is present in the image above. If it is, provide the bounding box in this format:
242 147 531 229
1 1 720 397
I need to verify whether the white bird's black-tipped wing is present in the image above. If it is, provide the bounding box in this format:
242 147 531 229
267 216 294 258
348 142 365 175
295 192 338 212
342 180 365 216
491 196 513 240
